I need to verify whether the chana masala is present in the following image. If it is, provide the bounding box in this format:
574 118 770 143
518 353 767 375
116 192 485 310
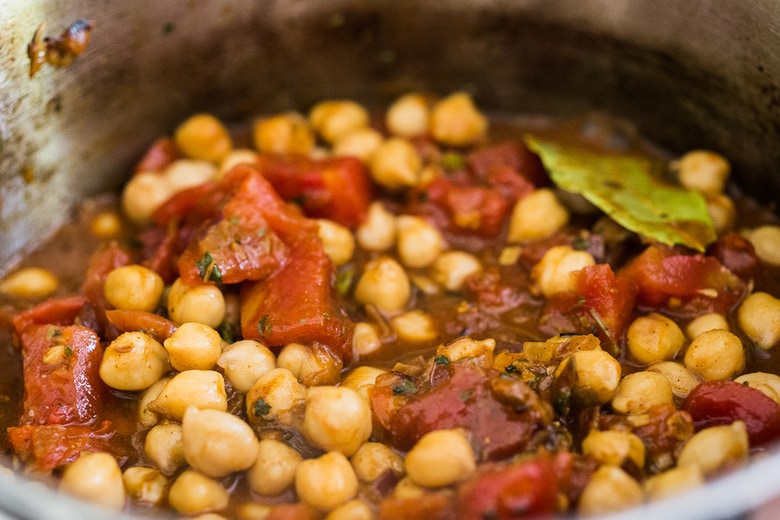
1 92 780 519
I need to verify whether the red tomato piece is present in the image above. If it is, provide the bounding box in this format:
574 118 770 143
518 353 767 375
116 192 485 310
80 243 132 339
134 136 180 174
683 380 780 446
258 155 372 228
105 309 178 341
151 181 218 226
576 263 637 346
424 177 510 238
466 140 549 188
707 232 763 283
12 295 86 334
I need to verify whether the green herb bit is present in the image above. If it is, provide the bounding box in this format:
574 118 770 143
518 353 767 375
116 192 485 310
257 314 272 337
434 355 451 365
253 398 272 417
336 269 354 296
195 251 223 283
441 152 466 172
460 390 474 401
63 346 73 358
392 380 418 396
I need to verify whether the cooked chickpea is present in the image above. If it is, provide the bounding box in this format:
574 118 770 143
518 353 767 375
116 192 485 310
674 150 730 194
89 210 122 238
737 292 780 350
168 470 229 515
341 365 387 402
647 361 700 398
216 339 276 393
686 312 729 339
138 377 171 427
333 128 384 162
386 93 430 138
356 201 396 251
303 386 372 456
174 113 233 163
253 112 314 155
405 428 476 487
99 332 170 391
325 499 373 520
626 313 685 365
277 342 332 383
395 215 445 268
582 430 646 469
163 159 217 193
350 442 404 482
684 329 745 380
734 372 780 403
390 310 438 344
432 250 482 291
246 368 306 426
144 422 186 475
317 219 355 266
354 256 411 313
296 451 359 512
743 225 780 266
0 267 58 298
392 477 426 499
706 193 736 234
218 148 259 177
554 349 622 407
247 438 303 496
123 466 167 505
167 277 226 328
643 465 704 501
309 100 370 144
369 137 422 190
121 171 172 224
577 465 644 516
677 421 749 476
429 92 487 147
611 371 674 415
531 245 595 297
437 336 496 366
60 452 125 511
507 188 570 242
163 322 222 371
351 322 382 357
148 370 228 421
104 265 164 312
182 407 260 477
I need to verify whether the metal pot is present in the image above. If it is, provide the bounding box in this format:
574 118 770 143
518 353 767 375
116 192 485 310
0 1 778 518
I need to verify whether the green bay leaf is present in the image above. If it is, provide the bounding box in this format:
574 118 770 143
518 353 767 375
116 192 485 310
525 135 716 252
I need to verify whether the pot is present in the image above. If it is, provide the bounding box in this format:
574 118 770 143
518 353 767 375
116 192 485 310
0 1 778 518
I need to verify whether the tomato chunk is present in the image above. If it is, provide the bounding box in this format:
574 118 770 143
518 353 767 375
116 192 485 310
81 243 132 339
466 140 549 189
12 295 86 334
134 136 180 174
105 309 178 341
422 177 510 238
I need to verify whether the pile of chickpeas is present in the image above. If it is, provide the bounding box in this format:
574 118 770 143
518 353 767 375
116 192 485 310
3 91 780 520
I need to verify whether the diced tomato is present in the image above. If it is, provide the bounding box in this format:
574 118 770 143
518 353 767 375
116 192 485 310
423 177 510 238
134 137 180 174
683 380 780 446
257 154 372 228
12 295 86 334
80 243 132 339
707 232 763 283
105 309 178 341
485 165 535 202
151 181 218 226
378 493 454 520
467 140 549 188
576 264 637 345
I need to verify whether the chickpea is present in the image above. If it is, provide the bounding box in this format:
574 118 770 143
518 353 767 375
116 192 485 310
217 339 276 393
706 193 736 234
167 277 226 328
121 171 173 224
684 329 745 380
163 322 222 371
60 452 125 511
341 365 387 402
390 310 438 344
643 465 703 501
626 313 685 365
686 312 729 339
647 361 700 399
182 407 260 477
138 377 171 427
310 100 369 143
577 465 643 516
405 428 475 488
437 336 496 366
743 225 780 266
0 267 58 298
246 368 306 426
296 451 359 511
89 210 122 238
429 92 487 147
611 371 674 415
392 477 426 499
218 148 259 177
174 113 233 163
333 128 384 162
507 188 570 242
737 292 780 350
253 112 314 155
354 256 411 313
168 470 229 515
531 245 595 298
303 386 372 456
164 159 217 193
247 438 303 496
734 372 780 403
104 265 164 312
356 201 396 251
148 370 228 421
386 93 430 138
350 442 404 482
395 215 445 268
325 499 373 520
100 332 170 391
674 150 730 194
122 466 167 505
677 421 749 476
277 342 333 384
554 349 622 407
317 219 356 266
581 430 646 469
351 322 382 357
369 137 422 190
144 422 186 475
432 251 482 291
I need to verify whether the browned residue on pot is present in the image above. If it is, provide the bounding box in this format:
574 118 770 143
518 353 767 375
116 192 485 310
27 19 93 78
